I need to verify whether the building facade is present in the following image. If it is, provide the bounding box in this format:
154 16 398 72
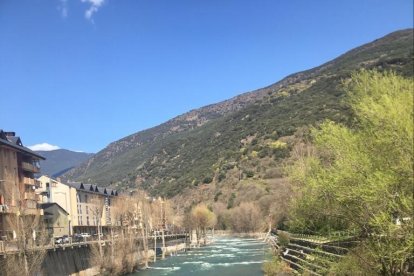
36 176 119 235
67 182 119 234
37 175 74 235
41 203 70 237
0 130 45 240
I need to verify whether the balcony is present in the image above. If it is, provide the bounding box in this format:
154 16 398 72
24 178 41 188
21 162 40 173
23 177 35 186
24 192 37 201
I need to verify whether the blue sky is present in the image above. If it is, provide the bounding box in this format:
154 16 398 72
0 0 412 153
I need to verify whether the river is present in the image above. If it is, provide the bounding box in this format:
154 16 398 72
133 236 270 276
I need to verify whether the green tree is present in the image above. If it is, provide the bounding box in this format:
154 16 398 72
288 70 413 274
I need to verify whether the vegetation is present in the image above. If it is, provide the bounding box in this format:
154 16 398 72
62 32 413 266
0 183 48 276
64 30 413 202
90 191 180 275
262 256 293 276
190 204 217 245
287 71 414 274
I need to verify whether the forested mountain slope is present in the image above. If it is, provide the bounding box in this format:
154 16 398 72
63 29 413 200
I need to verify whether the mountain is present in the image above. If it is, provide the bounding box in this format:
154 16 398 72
37 149 94 178
63 29 413 200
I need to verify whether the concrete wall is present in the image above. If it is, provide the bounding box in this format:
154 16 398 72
37 237 189 275
42 246 94 276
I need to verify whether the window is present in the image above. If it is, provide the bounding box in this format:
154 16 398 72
85 194 88 203
86 216 89 226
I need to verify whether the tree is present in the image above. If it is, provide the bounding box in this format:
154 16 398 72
89 195 105 259
190 204 216 245
0 183 48 276
230 202 263 233
288 70 413 274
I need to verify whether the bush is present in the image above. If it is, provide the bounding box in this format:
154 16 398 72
277 232 290 247
218 171 226 182
262 256 293 276
203 176 213 184
245 170 254 178
214 191 222 202
227 193 236 209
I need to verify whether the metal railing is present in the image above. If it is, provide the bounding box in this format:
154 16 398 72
0 232 190 254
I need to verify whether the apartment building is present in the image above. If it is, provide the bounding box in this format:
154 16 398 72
37 175 119 235
67 182 119 234
37 175 74 235
0 130 45 239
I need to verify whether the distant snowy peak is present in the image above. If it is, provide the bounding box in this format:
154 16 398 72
28 143 61 151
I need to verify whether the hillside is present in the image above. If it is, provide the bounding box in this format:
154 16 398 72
37 149 94 177
63 29 413 202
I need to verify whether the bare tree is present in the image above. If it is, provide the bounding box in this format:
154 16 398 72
89 195 105 259
0 182 48 276
230 202 263 233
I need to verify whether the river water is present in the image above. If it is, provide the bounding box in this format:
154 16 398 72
134 237 270 276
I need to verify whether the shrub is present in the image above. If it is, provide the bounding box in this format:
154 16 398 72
214 191 222 202
245 170 254 178
262 256 293 276
227 193 236 209
278 232 290 247
203 176 213 184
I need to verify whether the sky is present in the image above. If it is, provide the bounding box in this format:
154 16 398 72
0 0 412 153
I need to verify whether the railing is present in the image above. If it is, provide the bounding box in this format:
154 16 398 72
24 192 37 201
0 232 190 254
278 230 356 244
21 162 40 173
23 177 35 185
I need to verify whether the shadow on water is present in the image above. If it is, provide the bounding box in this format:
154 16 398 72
132 237 270 276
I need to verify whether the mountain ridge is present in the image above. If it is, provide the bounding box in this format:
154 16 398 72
37 149 94 178
63 29 413 198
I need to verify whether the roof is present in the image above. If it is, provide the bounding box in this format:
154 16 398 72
0 130 45 160
66 181 117 197
40 202 69 215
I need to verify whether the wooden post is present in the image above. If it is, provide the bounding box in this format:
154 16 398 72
154 231 157 262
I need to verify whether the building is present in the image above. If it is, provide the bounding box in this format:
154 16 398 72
37 175 74 235
67 182 118 234
0 130 45 240
36 176 119 235
41 202 70 237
